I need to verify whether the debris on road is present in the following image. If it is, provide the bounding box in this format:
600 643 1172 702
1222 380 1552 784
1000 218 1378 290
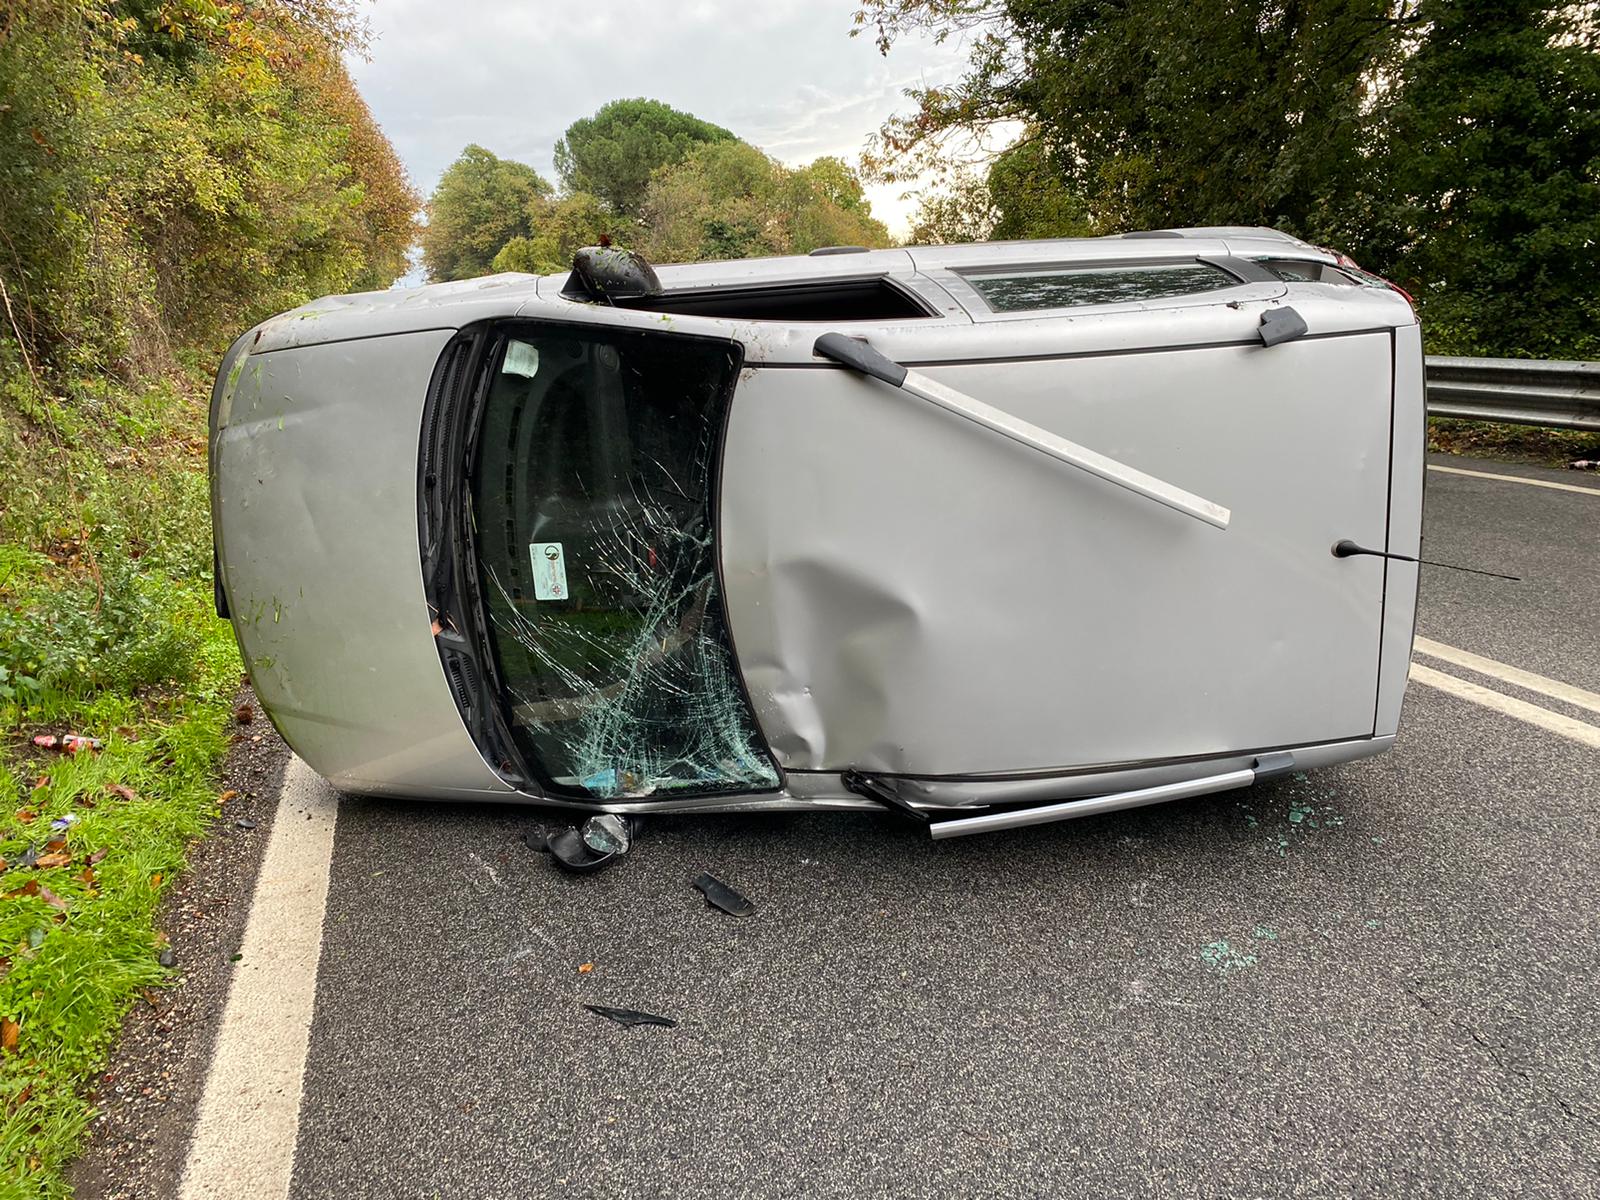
581 814 632 855
157 948 176 968
31 733 102 754
234 818 257 830
692 872 755 917
577 962 594 974
583 1004 676 1030
535 815 640 874
234 703 255 724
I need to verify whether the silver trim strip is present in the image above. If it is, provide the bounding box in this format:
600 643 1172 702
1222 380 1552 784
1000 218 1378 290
927 766 1258 839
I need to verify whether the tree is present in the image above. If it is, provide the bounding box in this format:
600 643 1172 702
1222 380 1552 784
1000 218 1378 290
554 98 736 216
906 139 1089 244
422 146 551 281
908 172 997 244
492 192 618 275
857 0 1408 239
1370 0 1600 357
0 0 418 376
639 142 892 263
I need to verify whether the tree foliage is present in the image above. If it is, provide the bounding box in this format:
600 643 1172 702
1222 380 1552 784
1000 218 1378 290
424 105 893 278
420 145 552 281
492 192 618 276
861 0 1600 356
554 98 736 216
639 145 892 262
1368 0 1600 356
0 0 419 380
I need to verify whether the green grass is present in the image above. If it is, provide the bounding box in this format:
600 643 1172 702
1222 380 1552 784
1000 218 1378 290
0 350 239 1199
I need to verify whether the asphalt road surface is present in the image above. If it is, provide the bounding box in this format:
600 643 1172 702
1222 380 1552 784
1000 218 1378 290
194 454 1600 1199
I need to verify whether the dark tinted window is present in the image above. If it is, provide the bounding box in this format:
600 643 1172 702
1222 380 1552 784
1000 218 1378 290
469 327 778 799
965 261 1239 312
1254 258 1359 285
616 278 932 321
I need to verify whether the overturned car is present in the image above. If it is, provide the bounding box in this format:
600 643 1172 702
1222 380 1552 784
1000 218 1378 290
210 228 1423 838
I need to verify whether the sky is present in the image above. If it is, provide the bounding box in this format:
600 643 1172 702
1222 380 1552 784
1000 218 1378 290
347 0 975 241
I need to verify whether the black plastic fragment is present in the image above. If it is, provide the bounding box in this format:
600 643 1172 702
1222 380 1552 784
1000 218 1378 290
692 872 755 917
543 826 620 873
813 332 908 387
1252 751 1297 781
1258 306 1309 347
842 770 931 823
584 1004 677 1029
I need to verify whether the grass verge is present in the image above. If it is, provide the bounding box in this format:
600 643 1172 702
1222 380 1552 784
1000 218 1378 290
0 350 238 1200
1428 417 1600 468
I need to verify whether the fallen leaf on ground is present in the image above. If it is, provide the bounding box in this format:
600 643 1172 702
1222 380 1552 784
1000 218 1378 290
14 810 35 824
33 852 71 870
6 881 39 899
87 848 107 865
36 886 66 911
577 962 594 974
218 790 239 803
235 703 254 724
105 784 138 802
150 872 162 888
1 1019 17 1054
32 777 48 791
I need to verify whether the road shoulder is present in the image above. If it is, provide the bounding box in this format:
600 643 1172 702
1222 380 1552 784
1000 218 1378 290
69 696 292 1200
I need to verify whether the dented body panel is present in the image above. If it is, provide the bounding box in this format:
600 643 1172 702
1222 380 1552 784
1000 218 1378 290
210 228 1424 824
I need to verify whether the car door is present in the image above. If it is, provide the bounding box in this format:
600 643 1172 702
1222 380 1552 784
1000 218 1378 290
718 259 1398 777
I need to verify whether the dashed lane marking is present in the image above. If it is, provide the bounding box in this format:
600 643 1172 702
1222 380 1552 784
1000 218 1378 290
1409 662 1600 750
1415 636 1600 717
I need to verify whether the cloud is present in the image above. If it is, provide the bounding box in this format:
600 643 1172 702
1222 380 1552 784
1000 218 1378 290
348 0 970 235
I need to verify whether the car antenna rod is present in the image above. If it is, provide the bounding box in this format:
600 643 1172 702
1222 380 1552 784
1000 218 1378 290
812 333 1230 530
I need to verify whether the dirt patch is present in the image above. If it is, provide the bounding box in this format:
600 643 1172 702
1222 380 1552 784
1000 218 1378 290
67 687 291 1200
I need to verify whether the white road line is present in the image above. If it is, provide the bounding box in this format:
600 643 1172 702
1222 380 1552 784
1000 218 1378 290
180 757 338 1200
1409 662 1600 750
1414 637 1600 717
1427 464 1600 496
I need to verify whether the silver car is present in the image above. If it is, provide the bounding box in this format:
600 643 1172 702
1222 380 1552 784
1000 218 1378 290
210 228 1423 838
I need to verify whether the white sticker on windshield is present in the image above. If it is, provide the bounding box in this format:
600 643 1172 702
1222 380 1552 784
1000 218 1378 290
502 340 540 379
530 542 568 601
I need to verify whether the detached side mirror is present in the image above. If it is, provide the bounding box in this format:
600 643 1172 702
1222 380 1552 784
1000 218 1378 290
561 246 662 306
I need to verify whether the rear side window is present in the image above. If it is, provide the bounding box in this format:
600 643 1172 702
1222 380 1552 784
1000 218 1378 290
963 261 1239 312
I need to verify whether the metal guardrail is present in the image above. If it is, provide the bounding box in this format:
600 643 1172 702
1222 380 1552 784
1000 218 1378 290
1426 356 1600 431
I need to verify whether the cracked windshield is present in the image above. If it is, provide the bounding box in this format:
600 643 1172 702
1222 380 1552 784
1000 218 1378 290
469 329 778 800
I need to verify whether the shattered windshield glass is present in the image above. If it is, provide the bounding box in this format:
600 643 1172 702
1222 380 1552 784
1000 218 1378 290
469 326 778 801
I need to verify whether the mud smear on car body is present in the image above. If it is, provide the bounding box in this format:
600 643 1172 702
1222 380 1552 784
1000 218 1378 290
69 688 292 1200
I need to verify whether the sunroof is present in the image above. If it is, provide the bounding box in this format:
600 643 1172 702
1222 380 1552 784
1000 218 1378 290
615 277 934 321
